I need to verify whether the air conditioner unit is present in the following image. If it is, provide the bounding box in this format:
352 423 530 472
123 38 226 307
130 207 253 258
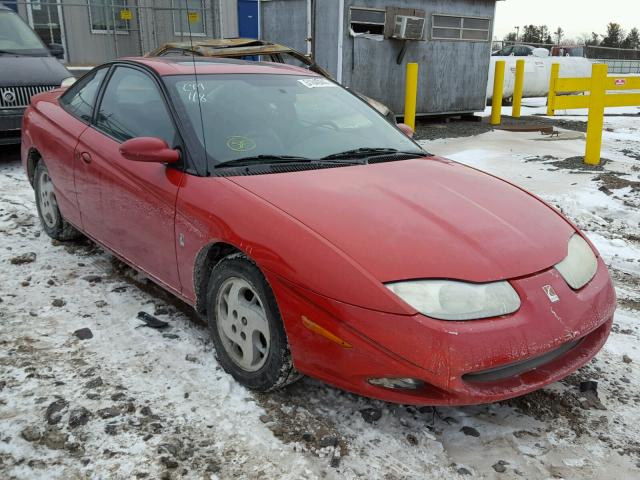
392 15 425 40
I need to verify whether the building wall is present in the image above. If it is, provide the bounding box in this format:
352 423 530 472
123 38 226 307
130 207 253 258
14 0 227 65
260 0 498 115
261 0 307 52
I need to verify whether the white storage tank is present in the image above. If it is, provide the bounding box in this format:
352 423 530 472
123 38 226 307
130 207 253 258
487 54 593 100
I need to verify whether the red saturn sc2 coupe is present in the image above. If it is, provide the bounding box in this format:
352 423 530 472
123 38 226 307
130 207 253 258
21 57 615 406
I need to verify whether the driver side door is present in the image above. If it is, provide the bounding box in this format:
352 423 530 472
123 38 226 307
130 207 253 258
75 65 184 292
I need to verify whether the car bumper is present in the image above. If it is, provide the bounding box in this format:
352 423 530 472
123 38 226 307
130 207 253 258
268 257 615 406
0 108 24 145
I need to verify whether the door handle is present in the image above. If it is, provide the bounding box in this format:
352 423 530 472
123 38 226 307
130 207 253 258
80 152 92 164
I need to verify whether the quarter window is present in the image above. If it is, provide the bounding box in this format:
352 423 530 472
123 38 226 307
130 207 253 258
60 67 108 122
89 0 129 34
172 0 206 36
432 15 491 41
95 67 176 145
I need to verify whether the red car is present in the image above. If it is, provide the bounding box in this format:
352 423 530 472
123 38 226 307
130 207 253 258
21 57 615 406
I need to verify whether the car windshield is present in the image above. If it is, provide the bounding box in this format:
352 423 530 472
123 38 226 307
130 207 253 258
0 10 47 55
164 73 423 170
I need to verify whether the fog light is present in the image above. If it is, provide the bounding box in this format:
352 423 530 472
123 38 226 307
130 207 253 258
368 377 424 390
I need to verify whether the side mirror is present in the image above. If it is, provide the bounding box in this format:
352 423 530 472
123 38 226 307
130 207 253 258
119 137 180 164
397 123 414 138
48 43 65 59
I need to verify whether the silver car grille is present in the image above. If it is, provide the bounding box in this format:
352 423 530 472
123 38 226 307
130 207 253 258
0 85 58 109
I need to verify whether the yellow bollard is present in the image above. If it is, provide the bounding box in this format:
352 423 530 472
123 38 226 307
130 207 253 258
490 61 505 125
512 59 525 118
404 63 419 130
584 64 608 166
547 63 560 116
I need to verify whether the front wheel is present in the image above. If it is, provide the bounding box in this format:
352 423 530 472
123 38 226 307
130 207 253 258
206 254 300 391
34 161 81 241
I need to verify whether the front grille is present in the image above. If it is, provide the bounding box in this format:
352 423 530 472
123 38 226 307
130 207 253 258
463 339 582 383
0 85 58 108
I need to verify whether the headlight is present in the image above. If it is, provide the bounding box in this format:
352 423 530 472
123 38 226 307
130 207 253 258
385 280 521 321
555 234 597 289
61 77 76 88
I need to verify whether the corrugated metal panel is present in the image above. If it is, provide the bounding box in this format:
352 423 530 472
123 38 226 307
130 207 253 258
261 0 498 115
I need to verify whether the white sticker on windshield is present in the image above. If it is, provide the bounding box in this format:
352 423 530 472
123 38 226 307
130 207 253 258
298 78 336 89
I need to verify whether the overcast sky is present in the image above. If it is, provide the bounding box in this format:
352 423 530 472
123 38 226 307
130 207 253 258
494 0 640 41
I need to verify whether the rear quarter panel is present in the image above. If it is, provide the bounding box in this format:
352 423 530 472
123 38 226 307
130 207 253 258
21 90 88 227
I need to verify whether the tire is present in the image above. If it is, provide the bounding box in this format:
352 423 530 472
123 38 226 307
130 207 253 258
206 254 301 391
34 161 81 241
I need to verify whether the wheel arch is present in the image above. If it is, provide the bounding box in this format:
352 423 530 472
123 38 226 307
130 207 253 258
193 241 244 316
26 148 42 186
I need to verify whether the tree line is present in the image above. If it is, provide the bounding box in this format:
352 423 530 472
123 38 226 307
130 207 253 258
504 23 640 49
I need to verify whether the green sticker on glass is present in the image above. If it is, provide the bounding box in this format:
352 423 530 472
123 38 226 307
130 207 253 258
226 136 256 152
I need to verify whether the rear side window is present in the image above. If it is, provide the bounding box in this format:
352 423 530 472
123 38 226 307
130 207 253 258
95 66 176 145
60 67 108 122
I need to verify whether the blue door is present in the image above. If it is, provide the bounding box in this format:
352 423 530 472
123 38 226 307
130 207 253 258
237 0 259 38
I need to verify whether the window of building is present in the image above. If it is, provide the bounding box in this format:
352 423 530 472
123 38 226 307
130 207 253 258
89 0 129 34
432 14 491 41
172 0 206 37
349 7 386 35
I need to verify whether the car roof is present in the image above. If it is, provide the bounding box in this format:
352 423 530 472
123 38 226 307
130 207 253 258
122 56 321 77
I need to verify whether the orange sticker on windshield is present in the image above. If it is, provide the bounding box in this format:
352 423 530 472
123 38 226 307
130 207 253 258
226 136 256 152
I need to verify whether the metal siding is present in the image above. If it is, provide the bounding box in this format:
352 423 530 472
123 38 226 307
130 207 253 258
260 0 308 53
261 0 497 114
59 0 142 64
49 0 223 64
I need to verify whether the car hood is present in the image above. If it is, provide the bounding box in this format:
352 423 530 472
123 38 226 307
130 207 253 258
0 55 70 87
229 157 575 283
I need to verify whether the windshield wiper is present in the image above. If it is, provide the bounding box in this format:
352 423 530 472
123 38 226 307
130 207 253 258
214 155 315 169
321 147 426 161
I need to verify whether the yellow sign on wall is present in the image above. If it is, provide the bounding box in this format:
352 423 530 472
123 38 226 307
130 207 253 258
120 9 132 21
188 12 200 23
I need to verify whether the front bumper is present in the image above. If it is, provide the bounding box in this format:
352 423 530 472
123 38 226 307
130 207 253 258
0 108 24 145
268 257 615 406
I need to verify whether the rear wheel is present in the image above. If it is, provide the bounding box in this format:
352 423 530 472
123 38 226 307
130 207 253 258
206 254 300 391
34 161 81 241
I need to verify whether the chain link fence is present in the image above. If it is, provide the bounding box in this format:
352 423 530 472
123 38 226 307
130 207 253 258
5 1 221 67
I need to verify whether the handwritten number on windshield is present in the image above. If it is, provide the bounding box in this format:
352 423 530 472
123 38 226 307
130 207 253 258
182 82 206 103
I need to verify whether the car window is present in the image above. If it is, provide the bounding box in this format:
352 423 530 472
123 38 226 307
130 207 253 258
159 48 193 57
0 10 47 54
95 66 177 145
60 67 108 122
166 74 421 166
278 53 310 69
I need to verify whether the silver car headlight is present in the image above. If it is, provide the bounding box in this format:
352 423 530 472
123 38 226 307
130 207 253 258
555 234 597 290
385 280 521 321
61 76 76 88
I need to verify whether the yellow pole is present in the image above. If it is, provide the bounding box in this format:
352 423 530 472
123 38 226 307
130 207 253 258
584 63 608 166
490 60 505 125
512 59 525 118
547 63 560 116
404 63 419 130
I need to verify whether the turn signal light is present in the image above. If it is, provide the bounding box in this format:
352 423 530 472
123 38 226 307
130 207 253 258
301 316 352 348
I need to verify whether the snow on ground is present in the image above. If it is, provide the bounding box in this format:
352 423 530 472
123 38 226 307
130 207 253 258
1 105 639 479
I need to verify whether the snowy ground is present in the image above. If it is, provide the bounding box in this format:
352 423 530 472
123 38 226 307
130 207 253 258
1 103 639 479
